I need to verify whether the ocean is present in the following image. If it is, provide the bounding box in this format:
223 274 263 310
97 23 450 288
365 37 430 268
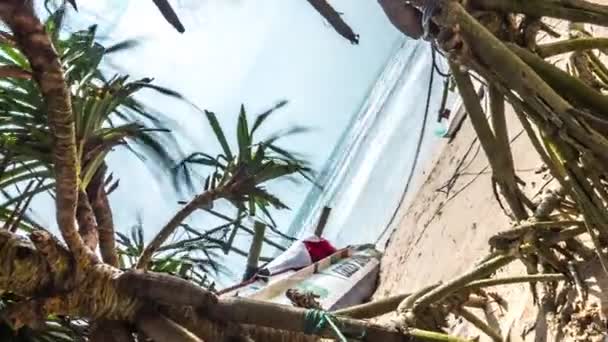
287 38 458 249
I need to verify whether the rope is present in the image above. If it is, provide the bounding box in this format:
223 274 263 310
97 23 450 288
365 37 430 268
374 43 438 246
303 309 348 341
421 0 441 40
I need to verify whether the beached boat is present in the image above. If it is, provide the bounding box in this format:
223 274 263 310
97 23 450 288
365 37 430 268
220 242 382 311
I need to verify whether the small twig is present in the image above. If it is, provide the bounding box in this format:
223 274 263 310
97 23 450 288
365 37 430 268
567 261 587 302
456 307 502 342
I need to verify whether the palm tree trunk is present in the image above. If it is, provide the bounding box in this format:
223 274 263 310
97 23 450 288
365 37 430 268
0 0 96 265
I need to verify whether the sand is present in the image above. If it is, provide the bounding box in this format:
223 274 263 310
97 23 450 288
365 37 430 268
374 10 608 341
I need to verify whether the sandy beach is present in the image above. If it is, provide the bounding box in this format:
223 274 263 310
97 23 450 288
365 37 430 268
374 10 608 341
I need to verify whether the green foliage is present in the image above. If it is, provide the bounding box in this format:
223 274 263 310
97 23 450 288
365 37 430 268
0 11 179 212
0 294 86 342
45 0 184 33
174 102 314 252
117 220 227 290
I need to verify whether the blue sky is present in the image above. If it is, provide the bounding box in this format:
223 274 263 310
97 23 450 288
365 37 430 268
33 1 406 246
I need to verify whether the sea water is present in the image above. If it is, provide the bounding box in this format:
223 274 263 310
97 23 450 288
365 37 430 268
287 38 457 248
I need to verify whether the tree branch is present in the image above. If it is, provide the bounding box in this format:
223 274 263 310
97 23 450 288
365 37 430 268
76 190 98 251
306 0 359 44
469 0 608 27
0 1 96 264
88 166 119 266
450 62 527 220
537 37 608 58
136 310 202 342
90 321 135 342
137 189 219 269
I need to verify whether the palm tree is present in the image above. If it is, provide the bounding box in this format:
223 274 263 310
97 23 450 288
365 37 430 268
170 102 315 280
0 9 179 263
116 219 227 290
0 4 347 342
5 1 608 341
47 0 185 33
0 8 185 341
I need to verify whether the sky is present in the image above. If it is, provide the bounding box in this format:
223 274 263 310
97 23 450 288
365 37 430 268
30 1 406 262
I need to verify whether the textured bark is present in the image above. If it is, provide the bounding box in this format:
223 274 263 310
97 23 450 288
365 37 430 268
208 297 417 342
135 311 202 342
0 230 139 322
88 166 119 266
116 270 217 309
76 190 98 251
0 1 96 265
89 320 135 342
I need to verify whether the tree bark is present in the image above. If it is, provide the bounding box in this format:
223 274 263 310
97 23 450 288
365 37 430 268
90 320 134 342
76 190 98 251
0 0 97 265
135 310 202 342
243 221 266 281
88 167 119 266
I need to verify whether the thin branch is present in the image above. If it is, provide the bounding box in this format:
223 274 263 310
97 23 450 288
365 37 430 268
470 0 608 27
306 0 359 44
450 62 527 220
538 37 608 57
88 166 119 266
137 189 220 269
208 297 469 342
76 190 99 251
136 310 202 342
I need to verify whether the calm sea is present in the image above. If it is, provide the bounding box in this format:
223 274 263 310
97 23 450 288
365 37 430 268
287 38 457 249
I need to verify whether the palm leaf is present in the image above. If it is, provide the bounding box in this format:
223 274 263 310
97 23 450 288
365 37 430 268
204 110 233 161
250 100 288 136
152 0 186 33
236 104 251 162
